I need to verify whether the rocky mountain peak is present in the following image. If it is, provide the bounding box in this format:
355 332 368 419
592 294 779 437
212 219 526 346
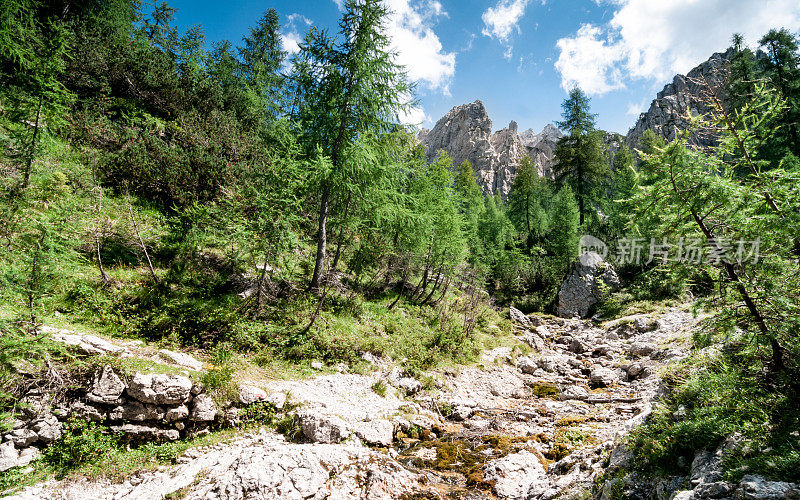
626 48 734 150
422 103 563 197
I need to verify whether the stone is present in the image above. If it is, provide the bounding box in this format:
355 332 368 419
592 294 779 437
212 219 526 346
559 385 590 401
351 420 394 446
557 252 621 318
0 441 19 472
735 475 800 499
421 101 564 197
569 338 589 354
386 367 422 395
30 414 62 443
126 372 192 405
265 392 287 410
165 405 190 422
482 450 549 499
5 429 37 448
238 384 267 405
629 342 656 358
590 366 618 387
87 365 126 404
109 401 165 421
110 424 180 442
449 405 474 421
627 363 644 378
158 349 203 371
69 400 106 421
16 447 40 468
311 361 324 370
537 355 570 374
190 394 217 422
80 334 126 355
516 356 537 374
298 412 350 444
509 306 531 328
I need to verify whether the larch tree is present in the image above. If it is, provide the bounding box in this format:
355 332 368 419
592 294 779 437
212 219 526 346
294 0 411 292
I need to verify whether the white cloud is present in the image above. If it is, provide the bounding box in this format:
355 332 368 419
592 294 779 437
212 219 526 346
555 0 800 95
482 0 530 43
384 0 456 94
626 99 648 117
397 104 429 126
282 14 313 56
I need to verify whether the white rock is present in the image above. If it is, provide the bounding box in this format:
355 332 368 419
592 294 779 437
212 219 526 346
190 394 217 422
516 356 537 374
311 361 324 370
159 349 203 371
351 420 394 446
482 450 549 499
559 385 590 401
87 365 126 403
127 373 193 405
298 412 350 444
238 385 267 405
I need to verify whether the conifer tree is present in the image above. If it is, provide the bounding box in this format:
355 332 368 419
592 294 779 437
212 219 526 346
553 88 609 225
239 8 286 125
294 0 411 292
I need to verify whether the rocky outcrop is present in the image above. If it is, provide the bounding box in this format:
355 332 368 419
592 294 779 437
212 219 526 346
626 49 734 150
421 101 564 197
557 252 621 318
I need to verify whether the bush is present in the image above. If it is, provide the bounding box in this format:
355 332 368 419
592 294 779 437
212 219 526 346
43 419 119 476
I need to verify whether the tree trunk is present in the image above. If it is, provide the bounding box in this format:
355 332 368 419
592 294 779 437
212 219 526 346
22 96 43 190
128 199 158 282
94 187 109 283
330 192 352 272
309 181 331 292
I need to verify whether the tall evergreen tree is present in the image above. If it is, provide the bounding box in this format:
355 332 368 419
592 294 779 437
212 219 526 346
508 155 551 250
239 8 286 125
552 88 609 225
759 28 800 154
294 0 411 292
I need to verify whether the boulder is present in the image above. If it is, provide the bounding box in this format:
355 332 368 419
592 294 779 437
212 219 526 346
516 356 537 375
629 342 656 358
5 429 37 448
69 400 106 421
238 385 267 405
190 394 217 422
557 252 620 318
0 441 19 472
158 349 203 371
30 414 62 443
386 368 422 395
482 450 550 499
109 401 165 421
509 306 531 328
298 412 350 444
110 424 180 442
165 405 190 422
589 366 618 387
559 385 590 401
126 373 192 405
735 475 800 499
351 420 394 446
87 365 126 404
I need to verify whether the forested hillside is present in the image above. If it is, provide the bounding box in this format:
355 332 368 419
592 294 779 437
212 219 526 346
1 0 800 497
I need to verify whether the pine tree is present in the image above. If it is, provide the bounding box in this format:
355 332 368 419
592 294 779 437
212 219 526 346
295 0 411 292
553 88 609 225
239 8 286 125
548 186 580 269
507 155 551 250
758 28 800 154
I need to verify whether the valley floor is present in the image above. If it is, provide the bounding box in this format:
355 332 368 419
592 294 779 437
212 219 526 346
4 305 712 499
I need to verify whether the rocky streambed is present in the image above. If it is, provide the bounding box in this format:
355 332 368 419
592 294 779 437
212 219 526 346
5 305 799 499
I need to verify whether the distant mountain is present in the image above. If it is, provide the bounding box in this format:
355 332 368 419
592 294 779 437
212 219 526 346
419 101 564 197
625 48 734 150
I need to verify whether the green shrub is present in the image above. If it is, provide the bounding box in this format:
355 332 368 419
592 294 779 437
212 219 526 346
43 419 119 476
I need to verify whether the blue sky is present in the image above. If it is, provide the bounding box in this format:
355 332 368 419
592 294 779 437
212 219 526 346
166 0 800 135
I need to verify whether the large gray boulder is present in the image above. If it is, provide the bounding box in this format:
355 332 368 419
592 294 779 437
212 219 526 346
482 450 550 499
557 252 621 318
126 373 192 405
87 365 126 404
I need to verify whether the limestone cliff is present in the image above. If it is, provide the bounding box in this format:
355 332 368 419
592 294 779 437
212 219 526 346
421 101 564 197
626 49 734 150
